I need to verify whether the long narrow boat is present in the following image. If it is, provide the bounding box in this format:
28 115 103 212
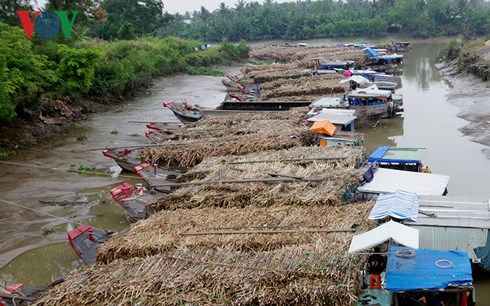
163 100 204 123
134 163 180 193
0 280 64 306
102 147 140 172
68 224 113 265
109 182 161 222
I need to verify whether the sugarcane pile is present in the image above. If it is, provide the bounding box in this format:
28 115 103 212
140 110 315 168
249 44 367 65
259 74 347 101
36 242 369 306
149 145 364 211
97 200 373 263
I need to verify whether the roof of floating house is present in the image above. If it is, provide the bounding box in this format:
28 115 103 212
339 75 370 85
347 85 392 98
357 168 450 196
403 196 490 268
368 190 419 222
309 97 347 108
368 146 427 164
405 195 490 229
307 110 357 126
309 119 336 136
386 246 473 292
348 220 419 253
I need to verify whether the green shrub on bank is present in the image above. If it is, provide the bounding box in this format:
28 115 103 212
185 67 224 76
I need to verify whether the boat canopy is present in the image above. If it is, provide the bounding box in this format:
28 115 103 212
386 246 473 292
348 85 392 98
368 146 427 164
348 220 419 253
309 119 336 136
309 96 347 109
357 168 450 196
339 75 370 85
368 190 420 222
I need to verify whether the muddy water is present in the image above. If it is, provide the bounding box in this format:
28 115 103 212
0 74 229 285
1 41 490 298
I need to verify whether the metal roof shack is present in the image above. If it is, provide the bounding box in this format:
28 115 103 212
403 195 490 270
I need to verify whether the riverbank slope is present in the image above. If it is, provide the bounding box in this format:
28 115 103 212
437 43 490 159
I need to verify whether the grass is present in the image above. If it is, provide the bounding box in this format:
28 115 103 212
0 150 17 159
76 133 88 141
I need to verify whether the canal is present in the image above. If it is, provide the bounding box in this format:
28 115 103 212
0 39 489 300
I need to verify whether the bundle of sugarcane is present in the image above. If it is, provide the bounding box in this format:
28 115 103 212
259 75 348 100
149 146 364 210
38 242 369 306
97 200 374 263
249 45 366 63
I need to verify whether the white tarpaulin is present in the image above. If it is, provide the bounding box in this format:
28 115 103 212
339 75 370 85
358 168 450 196
348 220 419 253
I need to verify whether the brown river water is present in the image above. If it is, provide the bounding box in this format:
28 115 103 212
1 39 490 302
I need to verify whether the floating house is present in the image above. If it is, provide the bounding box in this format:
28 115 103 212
404 195 490 271
306 109 357 131
308 119 364 147
368 146 427 172
357 167 450 196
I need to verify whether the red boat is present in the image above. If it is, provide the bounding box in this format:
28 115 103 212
109 182 160 222
102 147 140 173
68 224 113 265
134 163 180 193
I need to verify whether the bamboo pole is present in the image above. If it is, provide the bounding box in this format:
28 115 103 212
152 176 327 187
227 156 348 164
181 228 356 236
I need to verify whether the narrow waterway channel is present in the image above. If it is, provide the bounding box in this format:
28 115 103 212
1 39 489 300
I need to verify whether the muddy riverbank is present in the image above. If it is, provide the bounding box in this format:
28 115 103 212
437 59 490 159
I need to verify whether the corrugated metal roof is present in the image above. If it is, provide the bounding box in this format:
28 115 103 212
369 190 419 221
410 226 487 263
310 97 347 108
357 168 450 196
405 195 490 229
348 220 419 253
307 113 357 125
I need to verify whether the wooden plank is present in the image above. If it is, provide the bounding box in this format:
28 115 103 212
227 156 347 165
181 228 356 236
0 292 37 301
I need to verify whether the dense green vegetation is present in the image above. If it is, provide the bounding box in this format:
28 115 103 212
0 21 250 122
162 0 490 41
440 39 486 72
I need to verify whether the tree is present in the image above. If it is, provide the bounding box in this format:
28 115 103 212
93 0 172 40
0 0 33 25
56 44 104 94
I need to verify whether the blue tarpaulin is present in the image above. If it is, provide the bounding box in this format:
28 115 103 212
364 48 379 58
386 246 473 292
368 146 390 163
368 190 419 221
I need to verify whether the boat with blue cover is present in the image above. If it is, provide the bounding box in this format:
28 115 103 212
368 146 427 172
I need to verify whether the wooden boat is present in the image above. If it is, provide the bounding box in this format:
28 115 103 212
102 147 140 172
0 280 64 306
134 163 180 193
221 78 240 91
68 224 113 265
145 129 174 144
109 182 160 222
392 41 411 52
146 122 182 131
163 100 204 123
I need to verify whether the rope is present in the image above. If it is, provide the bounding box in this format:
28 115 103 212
0 199 107 232
0 160 137 179
435 259 454 269
395 248 416 258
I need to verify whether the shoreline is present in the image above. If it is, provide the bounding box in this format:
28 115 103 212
437 61 490 159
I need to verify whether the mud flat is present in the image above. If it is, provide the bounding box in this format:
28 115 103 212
437 60 490 159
